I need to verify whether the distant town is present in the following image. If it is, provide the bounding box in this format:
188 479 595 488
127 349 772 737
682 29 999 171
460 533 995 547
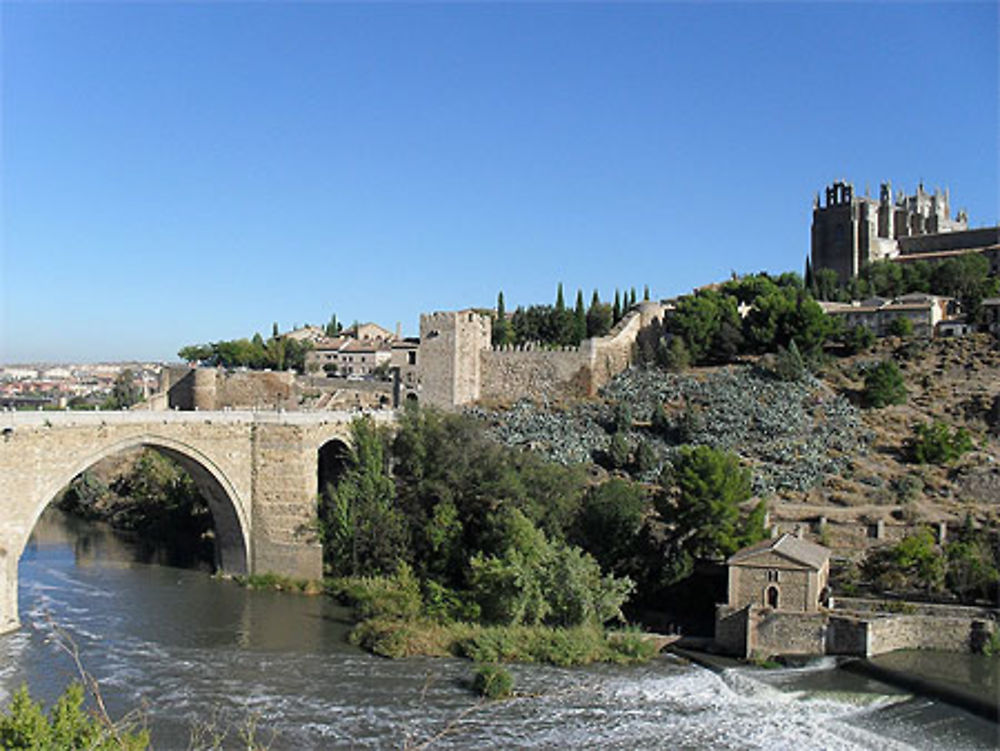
0 363 161 410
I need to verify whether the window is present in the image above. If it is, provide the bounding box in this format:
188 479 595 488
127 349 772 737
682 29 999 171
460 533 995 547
767 570 780 583
766 586 779 609
408 351 416 365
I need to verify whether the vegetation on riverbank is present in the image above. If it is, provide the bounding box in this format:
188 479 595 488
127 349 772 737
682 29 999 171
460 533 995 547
328 566 658 666
314 404 766 661
0 683 148 751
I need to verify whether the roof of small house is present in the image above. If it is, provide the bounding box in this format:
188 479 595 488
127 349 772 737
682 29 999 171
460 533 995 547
727 533 830 570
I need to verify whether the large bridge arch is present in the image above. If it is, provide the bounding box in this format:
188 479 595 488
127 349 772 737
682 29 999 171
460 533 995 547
2 433 252 634
22 433 252 576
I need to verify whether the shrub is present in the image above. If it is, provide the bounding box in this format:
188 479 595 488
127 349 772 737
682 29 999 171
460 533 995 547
862 360 907 408
328 563 423 620
910 421 974 464
472 665 514 700
0 683 149 751
772 340 806 382
887 316 914 338
843 325 875 355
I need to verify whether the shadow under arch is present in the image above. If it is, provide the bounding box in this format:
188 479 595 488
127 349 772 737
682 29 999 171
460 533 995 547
317 437 352 498
22 434 250 576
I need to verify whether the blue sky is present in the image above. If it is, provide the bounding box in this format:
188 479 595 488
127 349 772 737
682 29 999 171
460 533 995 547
2 2 997 363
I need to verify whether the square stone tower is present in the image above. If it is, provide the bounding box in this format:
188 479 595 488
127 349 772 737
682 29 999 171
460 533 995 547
418 309 492 409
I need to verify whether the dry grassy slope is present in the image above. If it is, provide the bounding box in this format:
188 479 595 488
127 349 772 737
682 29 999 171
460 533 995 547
773 334 1000 529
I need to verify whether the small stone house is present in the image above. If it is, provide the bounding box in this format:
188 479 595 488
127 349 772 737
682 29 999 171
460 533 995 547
726 534 830 613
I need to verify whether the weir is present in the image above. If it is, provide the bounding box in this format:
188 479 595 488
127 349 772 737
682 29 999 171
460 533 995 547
0 409 395 633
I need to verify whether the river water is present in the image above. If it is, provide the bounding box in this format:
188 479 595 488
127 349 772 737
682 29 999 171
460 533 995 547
1 510 996 750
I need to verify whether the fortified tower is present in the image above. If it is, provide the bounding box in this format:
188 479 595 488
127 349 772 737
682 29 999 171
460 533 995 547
418 309 492 409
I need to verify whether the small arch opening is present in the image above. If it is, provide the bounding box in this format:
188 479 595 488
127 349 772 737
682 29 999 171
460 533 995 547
765 585 780 609
317 439 352 500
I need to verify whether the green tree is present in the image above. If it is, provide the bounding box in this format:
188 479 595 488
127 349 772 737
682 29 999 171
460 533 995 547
586 292 613 338
887 316 914 337
910 421 974 464
469 509 632 627
492 291 513 347
325 313 342 337
572 479 648 575
842 324 875 355
772 340 806 382
0 683 149 750
320 418 408 576
659 337 690 372
813 268 841 301
612 289 622 323
660 445 759 560
573 290 587 344
946 535 999 602
643 284 650 301
104 369 141 410
862 360 908 408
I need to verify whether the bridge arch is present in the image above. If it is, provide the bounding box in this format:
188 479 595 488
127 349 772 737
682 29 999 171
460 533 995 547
21 434 251 577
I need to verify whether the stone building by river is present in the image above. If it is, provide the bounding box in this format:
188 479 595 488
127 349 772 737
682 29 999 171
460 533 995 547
715 534 997 659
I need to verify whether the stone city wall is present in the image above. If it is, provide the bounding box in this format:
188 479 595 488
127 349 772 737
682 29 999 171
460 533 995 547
479 346 591 404
164 368 298 411
477 303 666 405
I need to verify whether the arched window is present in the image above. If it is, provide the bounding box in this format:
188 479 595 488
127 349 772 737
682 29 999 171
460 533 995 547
765 585 779 609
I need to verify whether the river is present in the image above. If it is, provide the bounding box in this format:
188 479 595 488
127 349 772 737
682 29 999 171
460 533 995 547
1 510 996 750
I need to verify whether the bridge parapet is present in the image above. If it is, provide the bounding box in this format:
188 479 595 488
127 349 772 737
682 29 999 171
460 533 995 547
0 409 397 429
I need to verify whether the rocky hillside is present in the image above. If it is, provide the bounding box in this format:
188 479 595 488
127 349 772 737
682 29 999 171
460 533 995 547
474 334 1000 534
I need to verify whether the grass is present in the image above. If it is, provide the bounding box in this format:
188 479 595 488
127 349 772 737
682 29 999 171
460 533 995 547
234 572 324 595
348 617 658 665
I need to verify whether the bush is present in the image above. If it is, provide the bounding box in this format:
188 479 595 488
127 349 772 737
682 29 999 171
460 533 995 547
772 340 806 382
472 665 514 699
862 360 908 408
887 316 914 337
910 421 974 464
328 563 423 620
0 683 149 751
842 325 875 355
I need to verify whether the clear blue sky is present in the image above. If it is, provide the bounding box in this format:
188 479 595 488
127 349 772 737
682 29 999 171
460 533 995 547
2 2 997 363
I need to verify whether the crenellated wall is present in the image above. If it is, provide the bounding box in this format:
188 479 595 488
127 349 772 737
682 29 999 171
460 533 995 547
434 301 669 408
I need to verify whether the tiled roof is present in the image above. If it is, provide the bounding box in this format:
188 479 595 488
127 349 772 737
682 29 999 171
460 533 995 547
727 533 830 570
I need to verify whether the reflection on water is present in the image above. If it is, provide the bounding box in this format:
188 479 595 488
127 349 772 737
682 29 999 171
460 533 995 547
1 509 997 750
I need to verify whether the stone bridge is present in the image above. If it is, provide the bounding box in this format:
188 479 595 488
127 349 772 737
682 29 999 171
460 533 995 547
0 409 395 634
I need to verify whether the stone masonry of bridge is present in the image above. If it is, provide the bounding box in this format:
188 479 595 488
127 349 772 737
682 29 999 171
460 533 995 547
0 409 393 634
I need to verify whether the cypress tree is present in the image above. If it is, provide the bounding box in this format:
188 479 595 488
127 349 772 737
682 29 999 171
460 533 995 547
643 284 650 301
804 257 815 294
573 289 587 344
613 290 622 323
555 283 566 312
629 287 637 307
493 291 511 347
